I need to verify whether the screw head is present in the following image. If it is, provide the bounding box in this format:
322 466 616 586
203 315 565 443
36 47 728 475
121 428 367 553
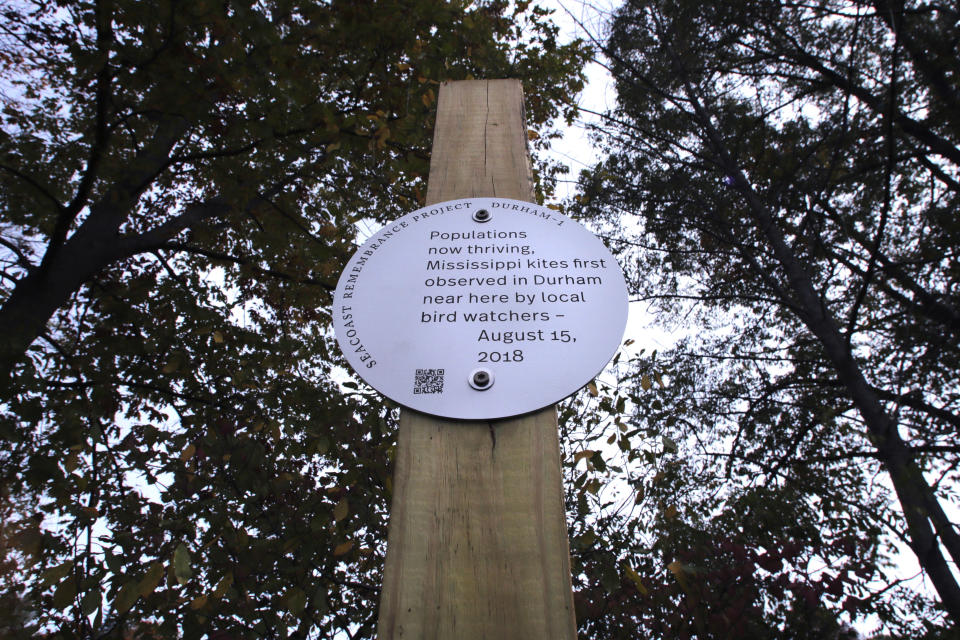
468 368 494 390
472 209 491 223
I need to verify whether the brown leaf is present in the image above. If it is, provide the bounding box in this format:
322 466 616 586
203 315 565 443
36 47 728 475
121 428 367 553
573 449 596 464
333 498 348 522
212 573 234 599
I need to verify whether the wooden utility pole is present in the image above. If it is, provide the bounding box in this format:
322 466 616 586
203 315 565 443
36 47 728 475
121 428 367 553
377 80 577 639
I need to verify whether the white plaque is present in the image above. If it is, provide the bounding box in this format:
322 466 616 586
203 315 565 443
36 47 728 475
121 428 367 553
332 197 629 420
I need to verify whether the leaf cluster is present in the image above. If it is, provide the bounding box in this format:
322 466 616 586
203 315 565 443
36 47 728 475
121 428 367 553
570 0 960 636
0 1 589 637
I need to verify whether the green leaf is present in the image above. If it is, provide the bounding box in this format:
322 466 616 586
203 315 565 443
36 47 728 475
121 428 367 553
64 450 80 472
113 580 140 613
173 544 193 585
41 561 74 587
311 435 331 455
81 587 101 615
286 586 307 614
576 529 597 548
661 435 678 454
52 574 77 610
139 562 164 597
312 585 330 615
589 450 607 472
599 559 620 593
623 564 648 595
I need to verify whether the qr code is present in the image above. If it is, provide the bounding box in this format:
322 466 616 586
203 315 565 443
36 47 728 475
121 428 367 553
414 368 444 394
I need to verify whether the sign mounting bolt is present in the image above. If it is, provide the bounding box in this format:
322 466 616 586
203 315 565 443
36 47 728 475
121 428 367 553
469 368 494 390
472 209 491 223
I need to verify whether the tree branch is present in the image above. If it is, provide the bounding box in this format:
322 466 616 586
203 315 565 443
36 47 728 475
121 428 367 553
155 242 335 290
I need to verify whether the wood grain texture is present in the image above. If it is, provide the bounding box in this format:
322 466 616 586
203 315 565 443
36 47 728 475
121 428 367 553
377 80 577 640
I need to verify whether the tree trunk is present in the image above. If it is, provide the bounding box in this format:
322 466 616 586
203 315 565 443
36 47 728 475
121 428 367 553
711 122 960 624
0 115 189 382
0 234 112 382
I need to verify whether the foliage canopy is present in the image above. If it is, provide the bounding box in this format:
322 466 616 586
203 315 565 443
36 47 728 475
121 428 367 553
0 0 587 636
570 0 960 636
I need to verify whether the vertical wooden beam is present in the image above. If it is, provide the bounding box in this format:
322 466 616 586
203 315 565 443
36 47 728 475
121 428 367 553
377 80 577 640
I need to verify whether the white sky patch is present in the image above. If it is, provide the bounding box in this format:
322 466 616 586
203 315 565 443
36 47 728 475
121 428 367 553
540 0 672 360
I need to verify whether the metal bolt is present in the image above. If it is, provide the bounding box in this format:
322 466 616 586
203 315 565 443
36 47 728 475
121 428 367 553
468 367 494 390
472 208 491 223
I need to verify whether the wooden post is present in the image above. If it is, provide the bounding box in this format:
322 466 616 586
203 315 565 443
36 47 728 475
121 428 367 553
377 80 577 639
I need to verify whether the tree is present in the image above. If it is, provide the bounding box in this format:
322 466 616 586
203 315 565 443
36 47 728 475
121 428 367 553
0 0 587 636
573 0 960 635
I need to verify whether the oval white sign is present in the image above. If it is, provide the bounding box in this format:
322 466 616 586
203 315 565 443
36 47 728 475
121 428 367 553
332 198 629 420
